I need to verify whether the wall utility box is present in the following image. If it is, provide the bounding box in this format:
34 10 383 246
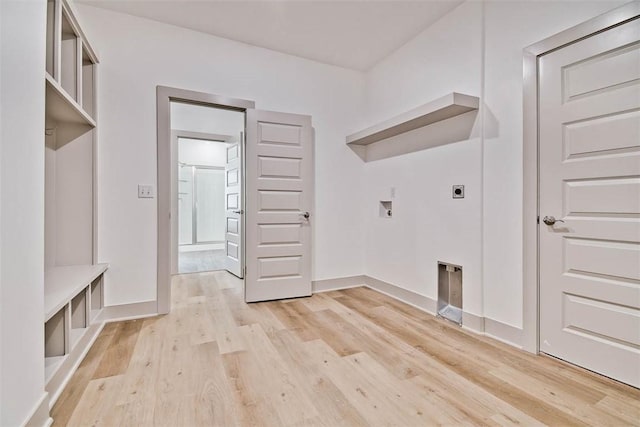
379 201 392 218
437 262 463 325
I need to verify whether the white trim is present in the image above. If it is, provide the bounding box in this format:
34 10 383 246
365 275 438 315
522 1 640 354
22 393 51 427
97 300 157 323
462 311 485 334
485 318 523 349
312 275 367 293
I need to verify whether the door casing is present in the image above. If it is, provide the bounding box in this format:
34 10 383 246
522 2 640 353
156 86 254 314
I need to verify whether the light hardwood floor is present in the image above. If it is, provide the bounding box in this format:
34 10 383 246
52 271 640 426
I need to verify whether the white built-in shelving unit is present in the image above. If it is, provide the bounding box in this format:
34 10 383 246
44 0 107 405
346 92 480 161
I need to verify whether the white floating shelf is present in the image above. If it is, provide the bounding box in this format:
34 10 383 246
45 263 108 321
346 92 479 146
45 72 96 128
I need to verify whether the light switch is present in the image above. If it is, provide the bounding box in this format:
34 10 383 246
138 184 154 198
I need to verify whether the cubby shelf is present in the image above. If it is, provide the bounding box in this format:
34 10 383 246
45 263 108 321
69 327 88 349
45 73 96 128
346 92 479 146
44 264 106 384
45 356 66 382
44 0 106 405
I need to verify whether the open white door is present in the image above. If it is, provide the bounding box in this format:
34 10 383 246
245 109 313 302
225 138 243 278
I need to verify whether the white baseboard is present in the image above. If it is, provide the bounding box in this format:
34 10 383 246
23 392 51 427
462 311 485 334
314 274 523 349
485 317 523 348
98 300 158 323
364 275 438 314
312 275 367 293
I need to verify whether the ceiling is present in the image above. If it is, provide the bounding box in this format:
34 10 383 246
76 0 464 71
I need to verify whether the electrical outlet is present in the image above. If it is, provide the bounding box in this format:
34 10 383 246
138 184 154 198
452 185 464 199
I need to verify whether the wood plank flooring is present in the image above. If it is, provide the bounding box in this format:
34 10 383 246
51 271 640 426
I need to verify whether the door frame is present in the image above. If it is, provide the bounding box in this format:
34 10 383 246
171 130 235 275
156 86 254 314
522 2 640 353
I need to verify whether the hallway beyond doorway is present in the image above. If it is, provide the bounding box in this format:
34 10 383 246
178 248 226 273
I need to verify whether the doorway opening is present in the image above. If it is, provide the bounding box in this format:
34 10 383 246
157 87 254 314
157 86 314 313
170 102 244 276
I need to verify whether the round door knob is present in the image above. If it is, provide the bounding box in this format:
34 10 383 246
302 212 310 219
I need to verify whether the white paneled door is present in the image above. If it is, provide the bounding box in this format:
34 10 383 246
225 141 243 278
539 18 640 387
245 110 313 302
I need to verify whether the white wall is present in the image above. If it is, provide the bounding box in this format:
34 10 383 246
171 102 244 138
1 1 4 421
0 1 47 425
363 0 628 331
363 1 485 318
172 102 241 167
72 0 632 328
178 139 228 168
75 5 367 306
481 0 627 328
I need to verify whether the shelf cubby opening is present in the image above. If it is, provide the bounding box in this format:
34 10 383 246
90 275 103 321
70 288 89 350
81 47 95 119
46 0 56 77
45 305 67 358
45 305 68 381
60 9 78 102
71 287 88 329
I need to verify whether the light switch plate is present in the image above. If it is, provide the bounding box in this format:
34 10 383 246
452 185 464 199
138 184 154 198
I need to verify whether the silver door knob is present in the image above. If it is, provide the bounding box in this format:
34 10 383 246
542 216 564 225
301 212 310 219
